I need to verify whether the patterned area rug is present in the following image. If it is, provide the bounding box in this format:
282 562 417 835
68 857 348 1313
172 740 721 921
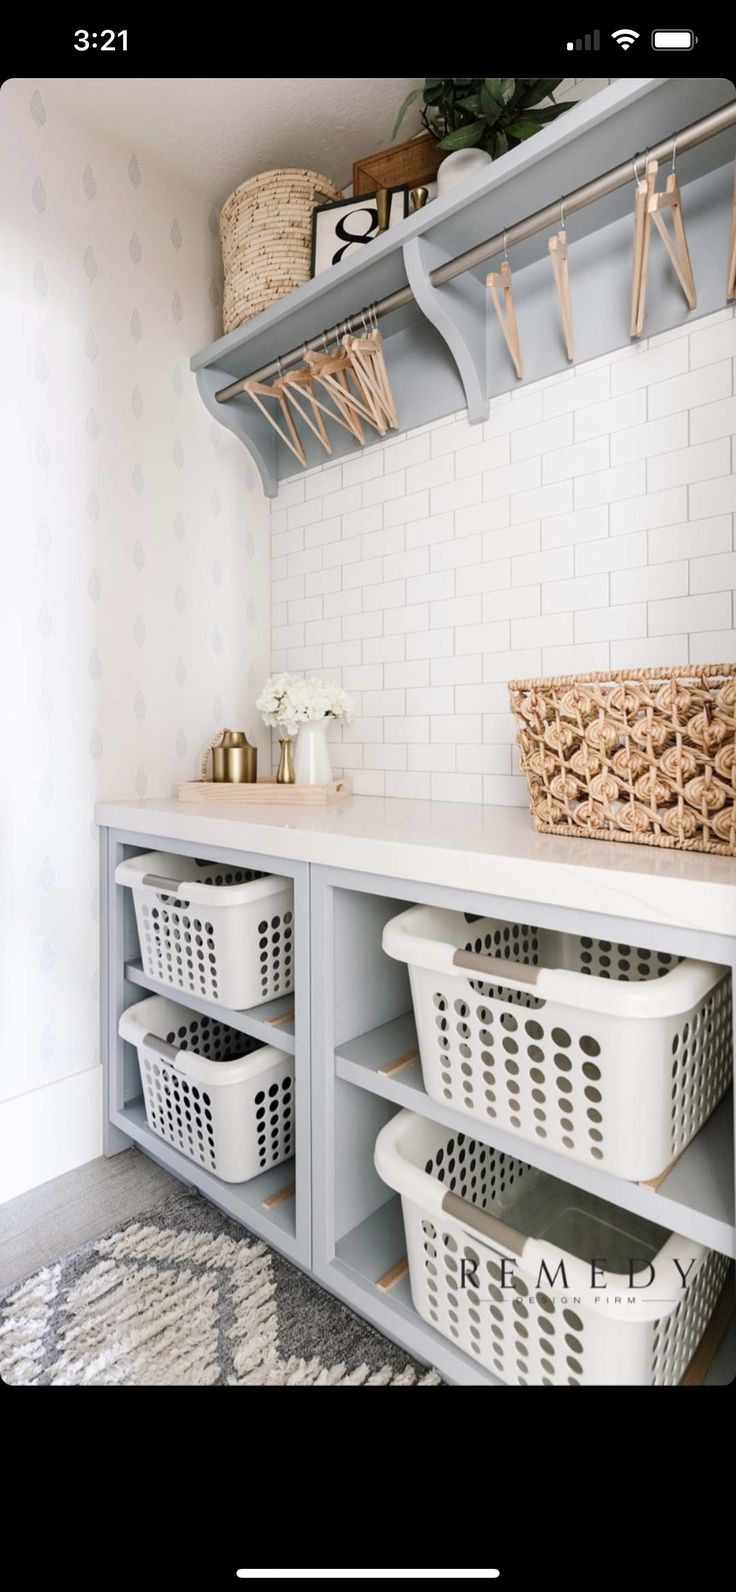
0 1190 440 1387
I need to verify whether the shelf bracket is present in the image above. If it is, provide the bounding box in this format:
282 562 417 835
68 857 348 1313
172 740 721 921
403 233 488 425
195 366 279 497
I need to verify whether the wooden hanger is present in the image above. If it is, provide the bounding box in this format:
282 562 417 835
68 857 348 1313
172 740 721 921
342 331 391 434
243 377 307 466
630 160 654 338
279 363 333 454
356 310 399 430
366 319 399 430
632 153 696 338
486 250 523 380
727 160 736 301
548 206 574 362
305 347 375 443
298 348 362 442
648 157 696 309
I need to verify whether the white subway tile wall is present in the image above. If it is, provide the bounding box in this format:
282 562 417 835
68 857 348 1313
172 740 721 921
271 306 736 803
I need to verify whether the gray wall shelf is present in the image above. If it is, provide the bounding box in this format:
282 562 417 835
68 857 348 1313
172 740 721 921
191 77 736 495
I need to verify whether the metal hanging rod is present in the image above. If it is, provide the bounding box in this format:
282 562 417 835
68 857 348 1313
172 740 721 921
216 100 736 404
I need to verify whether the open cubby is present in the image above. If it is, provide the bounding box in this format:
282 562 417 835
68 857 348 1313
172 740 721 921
311 866 736 1385
102 830 311 1266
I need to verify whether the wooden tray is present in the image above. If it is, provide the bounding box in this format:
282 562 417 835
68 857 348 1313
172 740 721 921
178 776 352 805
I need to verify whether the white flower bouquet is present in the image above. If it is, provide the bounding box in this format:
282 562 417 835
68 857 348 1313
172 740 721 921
256 672 356 738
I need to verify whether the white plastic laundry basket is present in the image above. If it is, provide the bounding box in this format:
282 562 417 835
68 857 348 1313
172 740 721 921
116 851 294 1009
382 906 731 1181
376 1110 730 1386
119 994 294 1183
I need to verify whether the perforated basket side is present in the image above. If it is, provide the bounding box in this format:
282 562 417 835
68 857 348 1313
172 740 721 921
137 1036 294 1183
131 878 295 1008
650 1249 730 1385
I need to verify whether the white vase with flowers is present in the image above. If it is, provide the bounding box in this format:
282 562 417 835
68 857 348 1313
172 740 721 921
256 672 356 786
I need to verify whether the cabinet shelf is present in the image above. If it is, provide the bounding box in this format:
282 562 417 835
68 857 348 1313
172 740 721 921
335 1013 735 1259
333 1197 499 1386
112 1098 297 1250
191 76 736 494
124 958 295 1053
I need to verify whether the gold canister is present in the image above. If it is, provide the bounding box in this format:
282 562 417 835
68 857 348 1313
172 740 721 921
225 744 258 783
212 728 257 782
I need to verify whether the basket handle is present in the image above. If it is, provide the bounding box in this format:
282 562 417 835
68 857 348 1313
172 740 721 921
142 872 190 897
452 947 546 996
442 1190 527 1259
143 1034 180 1064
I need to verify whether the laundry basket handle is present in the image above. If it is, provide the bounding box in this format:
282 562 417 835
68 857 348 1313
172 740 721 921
143 1034 180 1064
442 1191 527 1258
452 947 544 995
142 872 189 895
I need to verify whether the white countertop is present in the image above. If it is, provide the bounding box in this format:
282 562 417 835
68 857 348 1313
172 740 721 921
95 794 736 937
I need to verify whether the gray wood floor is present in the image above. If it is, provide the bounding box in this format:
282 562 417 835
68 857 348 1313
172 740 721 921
0 1149 178 1290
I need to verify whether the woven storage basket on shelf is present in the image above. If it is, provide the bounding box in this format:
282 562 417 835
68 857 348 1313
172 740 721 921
509 663 736 857
219 167 342 332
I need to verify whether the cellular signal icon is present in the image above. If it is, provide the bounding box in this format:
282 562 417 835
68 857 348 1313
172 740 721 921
612 27 640 49
566 29 600 49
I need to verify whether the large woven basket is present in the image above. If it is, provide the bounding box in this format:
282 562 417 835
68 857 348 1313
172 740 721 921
219 167 342 332
509 664 736 856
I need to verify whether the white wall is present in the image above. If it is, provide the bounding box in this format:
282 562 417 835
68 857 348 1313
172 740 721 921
270 304 736 803
0 80 270 1200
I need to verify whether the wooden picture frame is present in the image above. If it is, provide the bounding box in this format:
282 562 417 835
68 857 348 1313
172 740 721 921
310 186 410 278
352 131 442 198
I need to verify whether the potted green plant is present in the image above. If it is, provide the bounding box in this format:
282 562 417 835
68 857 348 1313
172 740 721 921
393 78 575 194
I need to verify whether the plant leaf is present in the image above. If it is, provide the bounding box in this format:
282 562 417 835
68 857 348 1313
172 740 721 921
507 115 546 141
498 78 516 104
457 93 482 114
483 77 507 108
481 82 504 125
391 86 424 139
438 119 486 152
516 77 563 108
521 102 576 124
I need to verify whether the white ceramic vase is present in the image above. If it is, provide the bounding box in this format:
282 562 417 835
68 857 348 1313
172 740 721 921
294 720 333 786
437 147 493 197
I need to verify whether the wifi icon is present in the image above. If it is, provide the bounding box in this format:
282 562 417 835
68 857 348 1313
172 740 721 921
612 27 640 49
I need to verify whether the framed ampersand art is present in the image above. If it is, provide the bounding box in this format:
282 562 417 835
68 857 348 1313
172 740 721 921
311 186 410 275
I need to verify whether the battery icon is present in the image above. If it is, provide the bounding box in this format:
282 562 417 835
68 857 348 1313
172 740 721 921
651 28 697 48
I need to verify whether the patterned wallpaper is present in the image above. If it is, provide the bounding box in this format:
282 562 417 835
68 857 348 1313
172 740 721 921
0 81 269 1139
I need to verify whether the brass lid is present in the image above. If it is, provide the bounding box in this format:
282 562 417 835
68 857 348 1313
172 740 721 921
221 728 253 748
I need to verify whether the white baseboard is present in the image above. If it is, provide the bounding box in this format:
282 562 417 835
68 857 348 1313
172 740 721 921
0 1067 103 1203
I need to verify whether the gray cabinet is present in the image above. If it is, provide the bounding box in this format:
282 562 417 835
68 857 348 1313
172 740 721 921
99 823 735 1384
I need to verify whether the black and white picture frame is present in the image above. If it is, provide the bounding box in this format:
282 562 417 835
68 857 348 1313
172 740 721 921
311 186 410 277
